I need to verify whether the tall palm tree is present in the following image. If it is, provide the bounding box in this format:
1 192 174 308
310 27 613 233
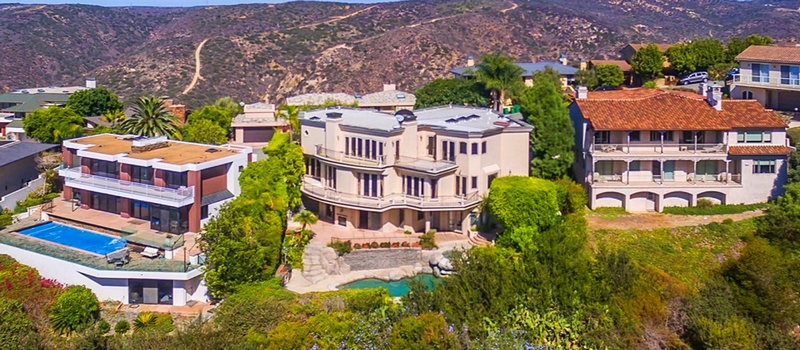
119 96 181 138
474 52 525 112
100 108 126 128
293 209 318 231
277 104 301 142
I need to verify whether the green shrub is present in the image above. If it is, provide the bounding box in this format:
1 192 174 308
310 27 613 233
420 230 437 250
553 179 587 215
132 312 174 333
389 313 458 350
486 176 559 233
662 203 765 215
96 319 110 334
403 230 413 235
0 209 12 228
214 279 295 338
114 320 130 335
327 240 352 256
696 198 715 209
643 81 657 88
379 242 391 248
0 297 32 348
49 286 99 335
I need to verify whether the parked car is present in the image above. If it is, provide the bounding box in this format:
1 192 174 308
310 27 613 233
678 71 709 85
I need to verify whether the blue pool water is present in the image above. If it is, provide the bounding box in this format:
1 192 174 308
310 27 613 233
17 222 127 256
339 274 439 297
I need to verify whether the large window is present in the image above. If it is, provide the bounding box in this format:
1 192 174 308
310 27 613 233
481 141 487 154
149 204 189 234
780 65 800 86
345 137 383 160
404 176 425 197
629 131 640 142
737 131 772 143
90 159 118 179
696 160 718 175
441 140 455 161
164 171 187 189
594 131 611 144
682 131 704 144
130 165 153 185
91 192 118 214
360 173 381 197
455 176 467 196
131 200 150 220
128 279 173 305
325 165 337 189
427 136 436 156
753 160 776 174
649 131 674 142
742 91 753 100
751 63 770 83
306 156 321 177
471 143 478 155
459 142 467 154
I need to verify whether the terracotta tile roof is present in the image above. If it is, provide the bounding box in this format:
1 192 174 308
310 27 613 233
574 89 787 131
590 60 632 72
735 45 800 65
728 145 792 156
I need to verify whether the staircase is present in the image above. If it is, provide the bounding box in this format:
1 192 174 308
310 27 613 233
469 232 495 247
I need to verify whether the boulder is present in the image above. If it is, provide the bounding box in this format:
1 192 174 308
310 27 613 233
428 252 444 266
322 247 338 262
388 270 403 281
421 266 433 274
338 261 351 275
438 257 453 271
325 261 339 275
433 266 441 277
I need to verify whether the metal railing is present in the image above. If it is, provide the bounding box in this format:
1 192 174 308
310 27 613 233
315 145 387 167
591 143 728 155
732 74 800 89
394 155 457 173
58 166 194 205
302 183 480 209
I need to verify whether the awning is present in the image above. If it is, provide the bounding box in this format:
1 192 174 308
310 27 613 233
482 164 500 174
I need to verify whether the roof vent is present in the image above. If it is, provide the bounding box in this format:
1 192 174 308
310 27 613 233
205 148 220 153
396 93 405 99
326 112 343 119
309 116 320 121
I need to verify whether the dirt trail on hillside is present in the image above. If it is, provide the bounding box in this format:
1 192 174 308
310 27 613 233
181 38 209 95
587 210 765 231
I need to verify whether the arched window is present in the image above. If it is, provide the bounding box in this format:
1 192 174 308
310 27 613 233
742 90 753 100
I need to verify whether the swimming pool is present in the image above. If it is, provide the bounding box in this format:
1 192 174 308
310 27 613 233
339 274 438 297
17 222 127 256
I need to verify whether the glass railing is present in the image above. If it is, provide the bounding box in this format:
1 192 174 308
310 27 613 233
58 166 194 205
302 183 480 209
315 145 387 167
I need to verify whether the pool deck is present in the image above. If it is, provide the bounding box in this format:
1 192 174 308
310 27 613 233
285 265 422 294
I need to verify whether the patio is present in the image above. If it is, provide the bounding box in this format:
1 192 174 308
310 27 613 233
301 218 469 247
42 198 201 262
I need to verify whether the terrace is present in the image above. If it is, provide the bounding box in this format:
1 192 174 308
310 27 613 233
59 165 195 207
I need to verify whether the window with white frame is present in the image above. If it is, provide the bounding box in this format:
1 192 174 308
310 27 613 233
753 160 776 174
742 90 753 100
737 131 772 143
780 65 800 86
751 63 770 83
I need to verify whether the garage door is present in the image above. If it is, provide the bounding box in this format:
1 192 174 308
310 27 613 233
243 127 274 143
778 91 800 111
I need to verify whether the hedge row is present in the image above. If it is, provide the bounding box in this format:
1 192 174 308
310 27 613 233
662 203 766 215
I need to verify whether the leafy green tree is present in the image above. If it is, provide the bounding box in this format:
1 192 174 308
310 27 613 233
668 39 726 74
214 96 243 120
758 182 800 244
486 176 560 234
786 150 800 184
66 87 123 117
293 210 318 231
389 313 458 350
520 70 574 179
276 104 300 142
573 69 598 90
49 286 99 335
119 96 181 138
187 105 232 132
101 108 126 128
182 118 228 145
0 297 32 348
23 106 85 143
0 209 12 228
595 65 625 87
413 78 489 108
727 35 773 62
474 52 525 111
631 44 664 81
265 132 305 210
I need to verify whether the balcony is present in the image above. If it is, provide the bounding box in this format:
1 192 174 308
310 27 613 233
592 172 741 187
591 143 728 158
301 182 480 210
315 145 387 168
58 166 195 207
732 73 800 91
394 155 457 174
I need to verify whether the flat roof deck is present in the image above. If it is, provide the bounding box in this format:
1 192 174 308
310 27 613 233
72 134 243 165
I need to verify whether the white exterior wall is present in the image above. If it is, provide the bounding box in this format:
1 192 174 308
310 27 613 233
0 243 206 306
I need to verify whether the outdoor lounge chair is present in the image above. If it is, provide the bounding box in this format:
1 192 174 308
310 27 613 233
141 247 159 259
701 143 724 153
106 249 130 264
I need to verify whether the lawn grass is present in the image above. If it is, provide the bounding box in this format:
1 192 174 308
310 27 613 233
587 206 628 220
592 219 756 291
662 203 766 215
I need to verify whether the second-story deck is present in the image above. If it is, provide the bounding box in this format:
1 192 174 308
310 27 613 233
732 73 800 91
313 145 458 173
301 177 480 211
590 143 728 158
393 155 457 174
315 145 388 168
58 166 195 207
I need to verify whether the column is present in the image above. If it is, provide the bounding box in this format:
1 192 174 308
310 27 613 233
626 132 631 154
692 160 698 185
660 132 664 154
626 160 631 185
725 160 730 184
591 159 596 183
659 160 665 185
187 170 202 233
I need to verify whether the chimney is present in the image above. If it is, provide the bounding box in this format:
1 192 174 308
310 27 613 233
130 135 169 153
577 86 588 100
579 58 587 71
383 83 396 92
86 77 96 89
558 53 568 66
706 84 723 111
698 82 707 97
466 55 475 67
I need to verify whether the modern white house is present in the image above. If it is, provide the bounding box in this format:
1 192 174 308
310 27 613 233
731 45 800 111
298 106 531 236
570 84 790 212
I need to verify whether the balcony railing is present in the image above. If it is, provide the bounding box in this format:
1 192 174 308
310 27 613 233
591 143 728 156
302 183 480 209
591 172 742 186
732 74 800 89
315 145 387 167
58 166 194 206
394 155 457 173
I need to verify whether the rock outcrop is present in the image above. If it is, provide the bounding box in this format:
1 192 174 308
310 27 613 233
301 244 351 284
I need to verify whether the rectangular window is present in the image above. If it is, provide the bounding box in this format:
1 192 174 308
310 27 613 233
596 161 613 176
427 136 435 156
430 179 438 199
164 171 187 189
629 161 640 172
481 141 487 154
201 205 209 220
459 142 467 154
471 176 478 189
781 65 800 85
740 131 771 143
752 63 770 83
696 160 718 175
345 137 350 155
594 131 611 144
629 131 640 142
649 131 673 141
471 143 478 155
753 160 776 174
